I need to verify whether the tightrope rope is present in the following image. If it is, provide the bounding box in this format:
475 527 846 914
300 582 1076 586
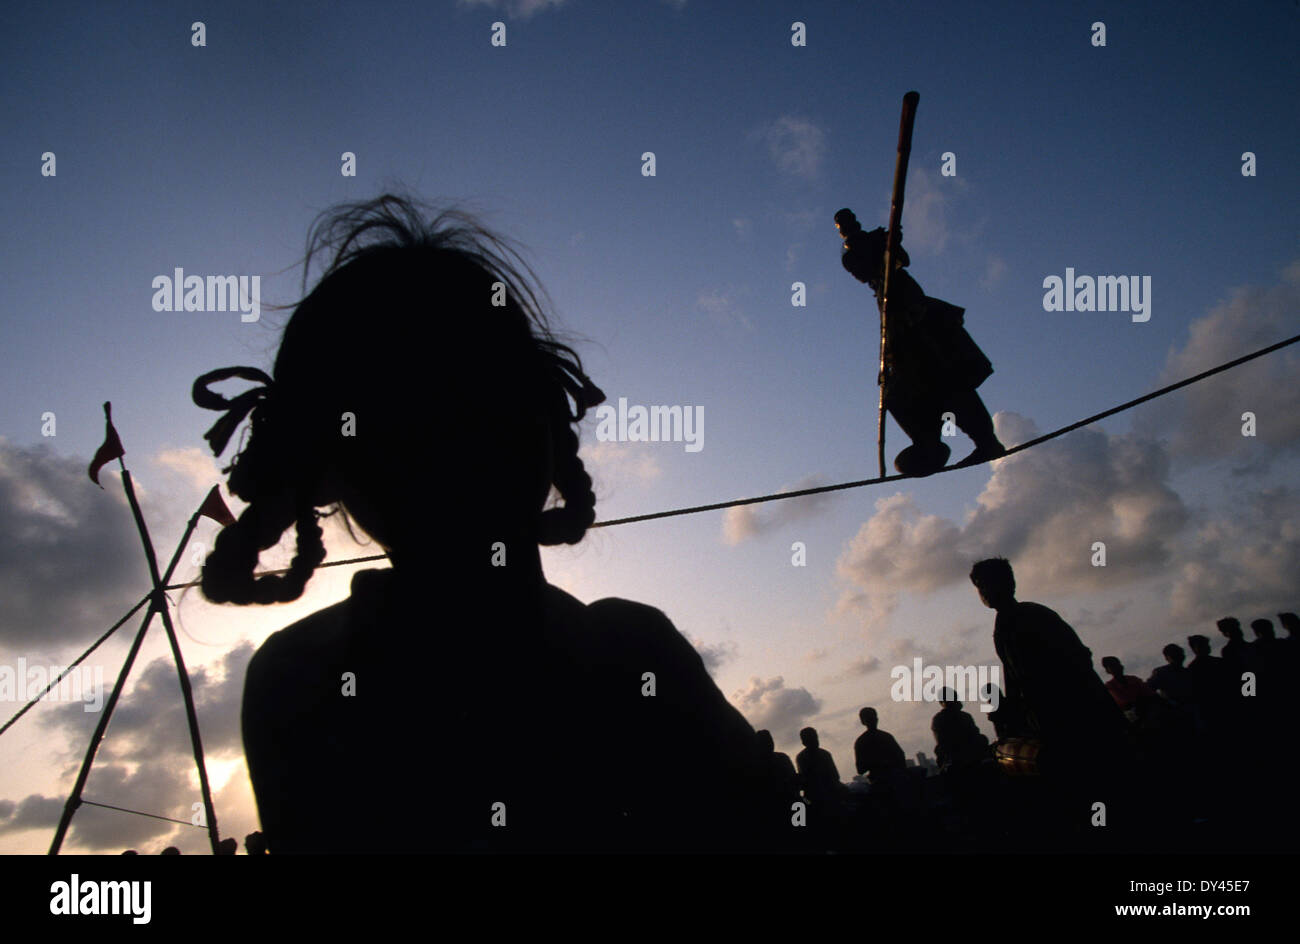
590 331 1300 528
78 798 205 829
0 593 151 738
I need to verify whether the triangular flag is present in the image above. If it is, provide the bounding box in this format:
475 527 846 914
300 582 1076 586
88 401 125 488
197 484 237 527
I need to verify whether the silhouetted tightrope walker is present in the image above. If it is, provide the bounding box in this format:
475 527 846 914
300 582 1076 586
836 207 1006 478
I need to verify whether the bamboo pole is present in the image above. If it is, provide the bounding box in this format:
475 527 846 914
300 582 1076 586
115 466 220 855
49 437 212 853
878 91 920 476
48 506 202 853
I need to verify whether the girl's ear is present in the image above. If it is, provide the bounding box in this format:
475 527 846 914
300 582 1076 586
305 462 341 508
333 476 395 552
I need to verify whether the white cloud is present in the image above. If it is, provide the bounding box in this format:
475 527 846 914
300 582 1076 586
731 675 820 748
980 254 1007 290
42 642 253 765
896 167 961 255
456 0 567 18
722 475 831 545
835 414 1188 630
0 440 150 649
581 440 664 499
880 635 982 674
0 443 390 854
18 640 263 852
823 655 882 685
1070 599 1132 634
0 793 61 837
69 763 195 851
697 287 753 330
833 314 1299 641
685 634 738 676
0 762 201 852
153 447 222 493
753 116 827 181
1134 259 1300 467
782 208 821 233
1167 486 1300 626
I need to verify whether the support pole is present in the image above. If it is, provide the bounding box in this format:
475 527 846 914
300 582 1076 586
117 467 221 855
49 473 209 854
48 599 158 854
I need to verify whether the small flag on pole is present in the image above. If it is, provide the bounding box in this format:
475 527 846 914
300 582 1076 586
88 402 126 488
197 484 237 527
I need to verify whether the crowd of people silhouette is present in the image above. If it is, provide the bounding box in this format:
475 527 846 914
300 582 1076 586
745 579 1298 854
176 194 1295 854
123 832 265 855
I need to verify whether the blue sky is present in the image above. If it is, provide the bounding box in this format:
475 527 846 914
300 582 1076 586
1 0 1297 852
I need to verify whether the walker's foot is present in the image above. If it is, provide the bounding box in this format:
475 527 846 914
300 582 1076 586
955 440 1007 468
894 443 950 477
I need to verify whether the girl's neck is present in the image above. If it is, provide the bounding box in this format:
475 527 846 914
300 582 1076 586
386 534 547 589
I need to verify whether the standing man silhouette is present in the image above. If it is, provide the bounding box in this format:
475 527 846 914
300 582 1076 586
969 558 1131 782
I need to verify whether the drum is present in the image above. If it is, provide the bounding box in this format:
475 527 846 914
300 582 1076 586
994 737 1043 776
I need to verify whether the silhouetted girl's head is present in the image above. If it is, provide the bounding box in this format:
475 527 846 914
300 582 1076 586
194 194 604 605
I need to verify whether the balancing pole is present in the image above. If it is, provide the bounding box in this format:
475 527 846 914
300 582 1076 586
878 91 920 476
